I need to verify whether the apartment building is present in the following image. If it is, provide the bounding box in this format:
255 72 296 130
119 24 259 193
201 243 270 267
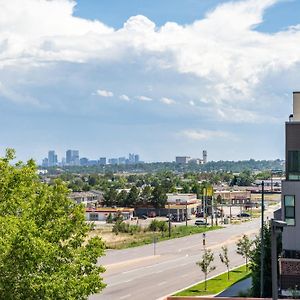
280 92 300 295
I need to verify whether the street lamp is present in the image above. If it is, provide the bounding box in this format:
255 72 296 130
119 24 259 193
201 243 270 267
271 219 287 300
260 181 265 298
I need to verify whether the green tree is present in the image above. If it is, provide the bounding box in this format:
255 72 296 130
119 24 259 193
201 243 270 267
140 185 152 206
0 149 106 299
219 246 230 280
236 234 253 270
249 224 276 297
116 190 128 207
103 188 118 207
151 186 167 209
125 186 139 207
196 249 216 291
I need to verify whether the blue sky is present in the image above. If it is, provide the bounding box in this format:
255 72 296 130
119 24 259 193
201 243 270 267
0 0 300 163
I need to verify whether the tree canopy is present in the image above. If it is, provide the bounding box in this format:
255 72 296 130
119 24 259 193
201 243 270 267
0 149 106 300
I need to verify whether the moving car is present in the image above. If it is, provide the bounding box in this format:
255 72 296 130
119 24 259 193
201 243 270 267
237 212 251 218
195 219 208 226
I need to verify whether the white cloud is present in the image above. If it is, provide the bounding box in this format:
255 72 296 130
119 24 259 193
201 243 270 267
136 96 153 102
119 94 130 101
160 97 176 105
96 89 114 97
0 0 300 121
180 129 233 141
0 81 43 106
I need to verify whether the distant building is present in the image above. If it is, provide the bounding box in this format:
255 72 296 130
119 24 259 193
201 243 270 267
118 157 126 164
48 150 58 167
175 156 191 164
42 157 49 168
66 150 80 166
108 158 118 165
87 160 98 166
85 207 134 221
80 157 89 166
70 191 103 207
203 150 208 163
128 153 135 164
279 92 300 295
99 157 106 165
134 154 139 163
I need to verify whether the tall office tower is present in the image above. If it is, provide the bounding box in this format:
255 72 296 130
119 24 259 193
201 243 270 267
48 150 58 167
42 158 49 168
66 150 72 165
118 157 126 164
203 150 207 164
128 153 135 164
134 154 139 163
99 157 106 165
66 150 80 166
279 92 300 294
73 150 80 165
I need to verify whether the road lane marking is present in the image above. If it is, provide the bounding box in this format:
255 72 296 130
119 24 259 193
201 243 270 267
181 273 189 278
120 294 131 299
158 281 167 286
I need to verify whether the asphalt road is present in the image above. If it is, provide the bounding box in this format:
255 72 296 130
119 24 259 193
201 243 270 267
90 206 278 300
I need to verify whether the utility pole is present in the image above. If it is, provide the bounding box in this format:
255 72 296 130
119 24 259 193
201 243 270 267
185 201 188 227
260 181 265 298
168 204 171 238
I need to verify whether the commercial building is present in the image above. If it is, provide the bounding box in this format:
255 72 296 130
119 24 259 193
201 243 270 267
85 207 134 221
70 191 103 207
279 92 300 295
99 157 106 165
175 156 191 164
48 150 58 167
66 149 80 166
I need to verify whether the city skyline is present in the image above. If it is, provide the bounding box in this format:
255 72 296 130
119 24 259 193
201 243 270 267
1 0 300 162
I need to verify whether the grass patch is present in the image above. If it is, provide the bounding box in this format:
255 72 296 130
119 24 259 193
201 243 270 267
174 265 251 297
106 225 222 249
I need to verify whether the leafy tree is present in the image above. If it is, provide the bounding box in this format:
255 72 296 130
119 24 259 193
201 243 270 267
103 188 118 207
236 234 253 270
116 190 128 207
151 185 167 209
249 224 278 297
219 246 230 280
125 186 139 207
106 213 113 223
88 174 99 186
0 149 106 299
196 249 216 291
140 185 152 206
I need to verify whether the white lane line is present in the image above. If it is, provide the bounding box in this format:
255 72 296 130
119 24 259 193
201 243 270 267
120 294 131 299
155 270 163 274
158 281 167 286
181 273 189 278
180 263 189 267
123 279 133 283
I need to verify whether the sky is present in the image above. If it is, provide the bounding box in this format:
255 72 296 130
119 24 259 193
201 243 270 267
0 0 300 163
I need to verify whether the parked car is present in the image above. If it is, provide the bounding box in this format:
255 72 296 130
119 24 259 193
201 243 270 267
237 212 251 218
195 219 208 226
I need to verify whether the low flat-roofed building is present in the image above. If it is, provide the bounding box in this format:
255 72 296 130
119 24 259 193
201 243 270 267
70 191 103 207
85 207 134 221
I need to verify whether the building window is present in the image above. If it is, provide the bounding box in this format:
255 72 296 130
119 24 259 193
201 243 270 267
288 151 300 180
284 195 295 226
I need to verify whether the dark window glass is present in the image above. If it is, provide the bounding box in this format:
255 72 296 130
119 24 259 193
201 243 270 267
284 195 295 226
288 151 300 180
